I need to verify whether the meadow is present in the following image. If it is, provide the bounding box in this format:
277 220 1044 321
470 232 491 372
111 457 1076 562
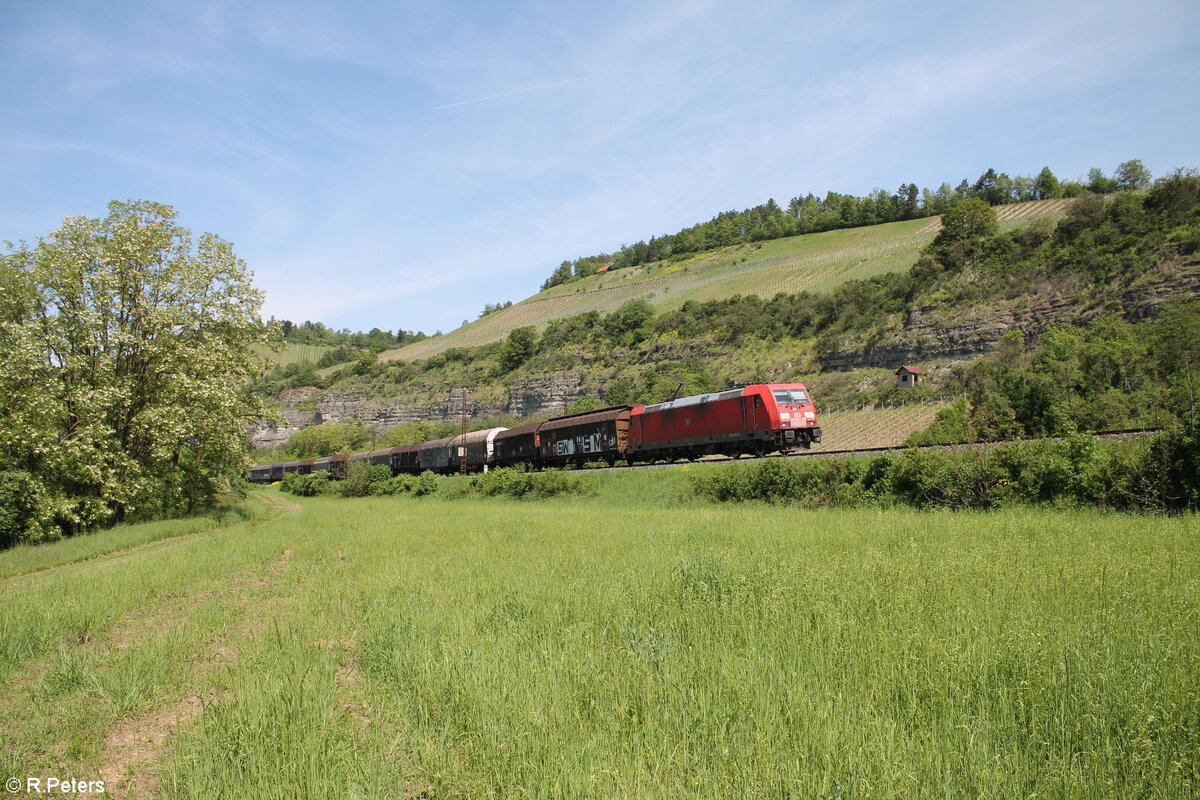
0 471 1196 798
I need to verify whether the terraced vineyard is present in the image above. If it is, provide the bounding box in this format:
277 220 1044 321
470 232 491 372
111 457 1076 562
808 403 946 452
252 342 333 368
388 198 1075 363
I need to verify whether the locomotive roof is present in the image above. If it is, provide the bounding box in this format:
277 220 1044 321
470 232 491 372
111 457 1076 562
641 388 744 414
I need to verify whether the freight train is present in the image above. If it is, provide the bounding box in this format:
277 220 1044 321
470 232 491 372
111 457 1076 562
248 383 821 483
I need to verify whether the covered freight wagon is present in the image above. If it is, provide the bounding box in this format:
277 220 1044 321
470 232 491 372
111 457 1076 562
282 459 314 476
536 406 632 467
493 421 541 468
456 427 508 472
311 454 349 479
392 444 421 474
418 436 456 473
248 464 275 484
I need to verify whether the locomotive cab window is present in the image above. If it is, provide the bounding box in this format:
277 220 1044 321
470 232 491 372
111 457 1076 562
774 389 810 405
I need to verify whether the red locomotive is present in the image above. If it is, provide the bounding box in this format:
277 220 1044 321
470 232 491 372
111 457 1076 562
630 383 820 461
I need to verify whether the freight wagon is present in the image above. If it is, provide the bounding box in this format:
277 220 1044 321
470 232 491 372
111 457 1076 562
536 406 632 468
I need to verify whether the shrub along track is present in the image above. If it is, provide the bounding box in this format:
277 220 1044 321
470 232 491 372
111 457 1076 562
575 426 1164 473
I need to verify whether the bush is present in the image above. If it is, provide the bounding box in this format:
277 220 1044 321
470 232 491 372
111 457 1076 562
690 431 1195 513
1135 414 1200 511
280 471 331 497
413 471 439 497
0 470 52 547
466 468 591 500
339 463 394 498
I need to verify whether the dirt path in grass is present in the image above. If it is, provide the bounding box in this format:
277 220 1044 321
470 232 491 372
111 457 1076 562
0 491 299 586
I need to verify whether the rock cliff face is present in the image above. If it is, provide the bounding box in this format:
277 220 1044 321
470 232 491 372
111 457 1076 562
818 263 1200 371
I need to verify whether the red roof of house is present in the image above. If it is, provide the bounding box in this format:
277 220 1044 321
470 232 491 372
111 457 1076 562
896 365 926 375
596 264 611 273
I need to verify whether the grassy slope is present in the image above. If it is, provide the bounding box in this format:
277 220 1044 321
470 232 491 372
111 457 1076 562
386 199 1073 363
1 478 1196 798
250 341 332 368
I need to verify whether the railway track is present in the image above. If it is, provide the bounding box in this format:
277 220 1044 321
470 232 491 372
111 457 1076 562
575 426 1164 473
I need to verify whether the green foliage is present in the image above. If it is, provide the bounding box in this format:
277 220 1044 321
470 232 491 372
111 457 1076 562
906 303 1200 444
316 346 361 369
693 431 1199 512
0 200 270 544
0 471 52 547
282 419 371 458
906 398 970 446
337 462 394 498
279 472 331 497
1115 159 1153 191
1137 412 1200 511
413 471 439 497
498 326 537 373
466 468 591 500
939 196 999 241
566 396 608 414
602 298 656 344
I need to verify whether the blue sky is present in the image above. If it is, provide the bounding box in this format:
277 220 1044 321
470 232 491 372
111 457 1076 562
3 0 1198 336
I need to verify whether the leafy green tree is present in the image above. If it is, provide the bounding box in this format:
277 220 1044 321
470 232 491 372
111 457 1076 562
283 418 371 458
936 197 999 244
973 168 1007 205
602 298 655 343
498 326 537 372
1035 167 1062 200
1087 167 1119 194
1114 159 1152 191
351 350 378 375
0 200 271 541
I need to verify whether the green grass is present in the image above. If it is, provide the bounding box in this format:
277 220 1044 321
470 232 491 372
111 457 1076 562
0 498 259 581
1 478 1195 798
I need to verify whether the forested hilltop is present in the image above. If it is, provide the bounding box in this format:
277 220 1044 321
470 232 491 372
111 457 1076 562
539 160 1154 289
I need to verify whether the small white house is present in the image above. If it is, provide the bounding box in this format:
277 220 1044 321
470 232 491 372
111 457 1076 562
896 365 926 388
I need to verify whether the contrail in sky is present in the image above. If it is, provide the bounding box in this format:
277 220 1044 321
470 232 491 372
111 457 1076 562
433 52 725 110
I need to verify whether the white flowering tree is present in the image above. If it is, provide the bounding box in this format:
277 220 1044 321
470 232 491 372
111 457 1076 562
0 200 272 544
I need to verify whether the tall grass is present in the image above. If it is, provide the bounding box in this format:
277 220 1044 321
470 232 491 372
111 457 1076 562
0 489 1195 798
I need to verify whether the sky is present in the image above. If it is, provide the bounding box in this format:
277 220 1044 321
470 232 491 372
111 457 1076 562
3 0 1198 336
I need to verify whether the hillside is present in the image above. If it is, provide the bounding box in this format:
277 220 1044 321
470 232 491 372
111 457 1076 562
387 199 1074 362
252 185 1199 452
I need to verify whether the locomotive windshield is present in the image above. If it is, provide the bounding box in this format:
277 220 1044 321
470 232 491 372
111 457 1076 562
772 389 810 405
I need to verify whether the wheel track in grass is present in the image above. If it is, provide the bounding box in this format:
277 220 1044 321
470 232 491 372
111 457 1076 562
0 490 300 585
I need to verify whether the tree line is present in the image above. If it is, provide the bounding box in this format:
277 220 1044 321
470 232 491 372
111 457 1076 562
271 319 431 349
542 160 1156 289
